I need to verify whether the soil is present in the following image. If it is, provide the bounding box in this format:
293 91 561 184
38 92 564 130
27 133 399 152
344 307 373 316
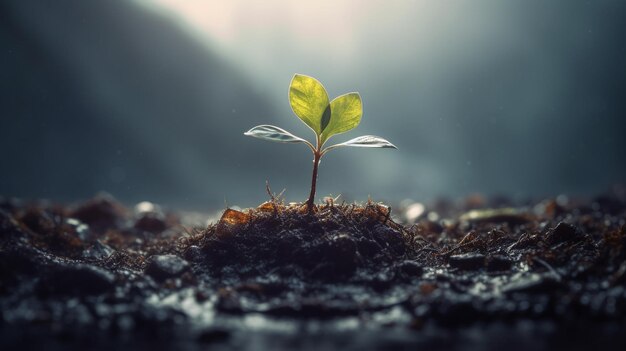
1 191 625 350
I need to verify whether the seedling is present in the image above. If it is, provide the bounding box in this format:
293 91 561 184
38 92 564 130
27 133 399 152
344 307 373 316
245 74 396 212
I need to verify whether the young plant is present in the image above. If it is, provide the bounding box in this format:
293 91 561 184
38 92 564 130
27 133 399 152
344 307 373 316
245 74 396 212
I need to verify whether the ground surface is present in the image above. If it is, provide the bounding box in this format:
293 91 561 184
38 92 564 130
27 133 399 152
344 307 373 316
1 191 625 350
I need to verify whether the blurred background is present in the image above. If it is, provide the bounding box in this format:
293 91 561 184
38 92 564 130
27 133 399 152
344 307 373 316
1 0 625 210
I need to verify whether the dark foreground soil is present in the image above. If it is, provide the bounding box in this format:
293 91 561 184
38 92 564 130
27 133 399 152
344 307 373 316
1 191 625 350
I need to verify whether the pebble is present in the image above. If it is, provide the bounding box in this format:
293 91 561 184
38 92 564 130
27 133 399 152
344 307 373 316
134 212 167 233
69 194 127 232
82 240 115 260
449 253 486 271
548 222 583 245
65 218 91 241
145 255 190 281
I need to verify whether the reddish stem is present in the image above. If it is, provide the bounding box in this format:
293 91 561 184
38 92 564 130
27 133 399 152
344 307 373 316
306 150 321 213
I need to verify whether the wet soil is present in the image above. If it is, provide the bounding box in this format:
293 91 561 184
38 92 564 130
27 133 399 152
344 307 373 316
1 192 625 350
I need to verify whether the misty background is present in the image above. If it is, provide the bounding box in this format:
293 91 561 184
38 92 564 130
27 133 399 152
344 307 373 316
1 0 625 210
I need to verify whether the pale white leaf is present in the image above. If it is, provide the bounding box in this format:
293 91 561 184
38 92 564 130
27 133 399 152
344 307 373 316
323 135 397 153
244 125 309 144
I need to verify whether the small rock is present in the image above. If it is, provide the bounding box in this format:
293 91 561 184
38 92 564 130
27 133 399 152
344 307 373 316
65 218 91 241
548 222 583 245
145 255 190 281
420 220 444 234
134 212 167 233
82 240 115 260
404 202 425 223
70 194 128 232
449 253 486 271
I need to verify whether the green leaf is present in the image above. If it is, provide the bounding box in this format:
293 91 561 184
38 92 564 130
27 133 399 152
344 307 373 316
289 74 330 135
244 125 309 144
320 93 362 145
323 135 397 154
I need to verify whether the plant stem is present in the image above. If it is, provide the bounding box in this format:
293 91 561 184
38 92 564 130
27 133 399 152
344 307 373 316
306 151 321 212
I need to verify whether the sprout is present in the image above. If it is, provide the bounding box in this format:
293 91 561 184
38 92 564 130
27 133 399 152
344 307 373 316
245 74 396 212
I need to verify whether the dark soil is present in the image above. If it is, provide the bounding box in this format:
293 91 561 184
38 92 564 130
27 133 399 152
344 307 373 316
1 191 625 350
